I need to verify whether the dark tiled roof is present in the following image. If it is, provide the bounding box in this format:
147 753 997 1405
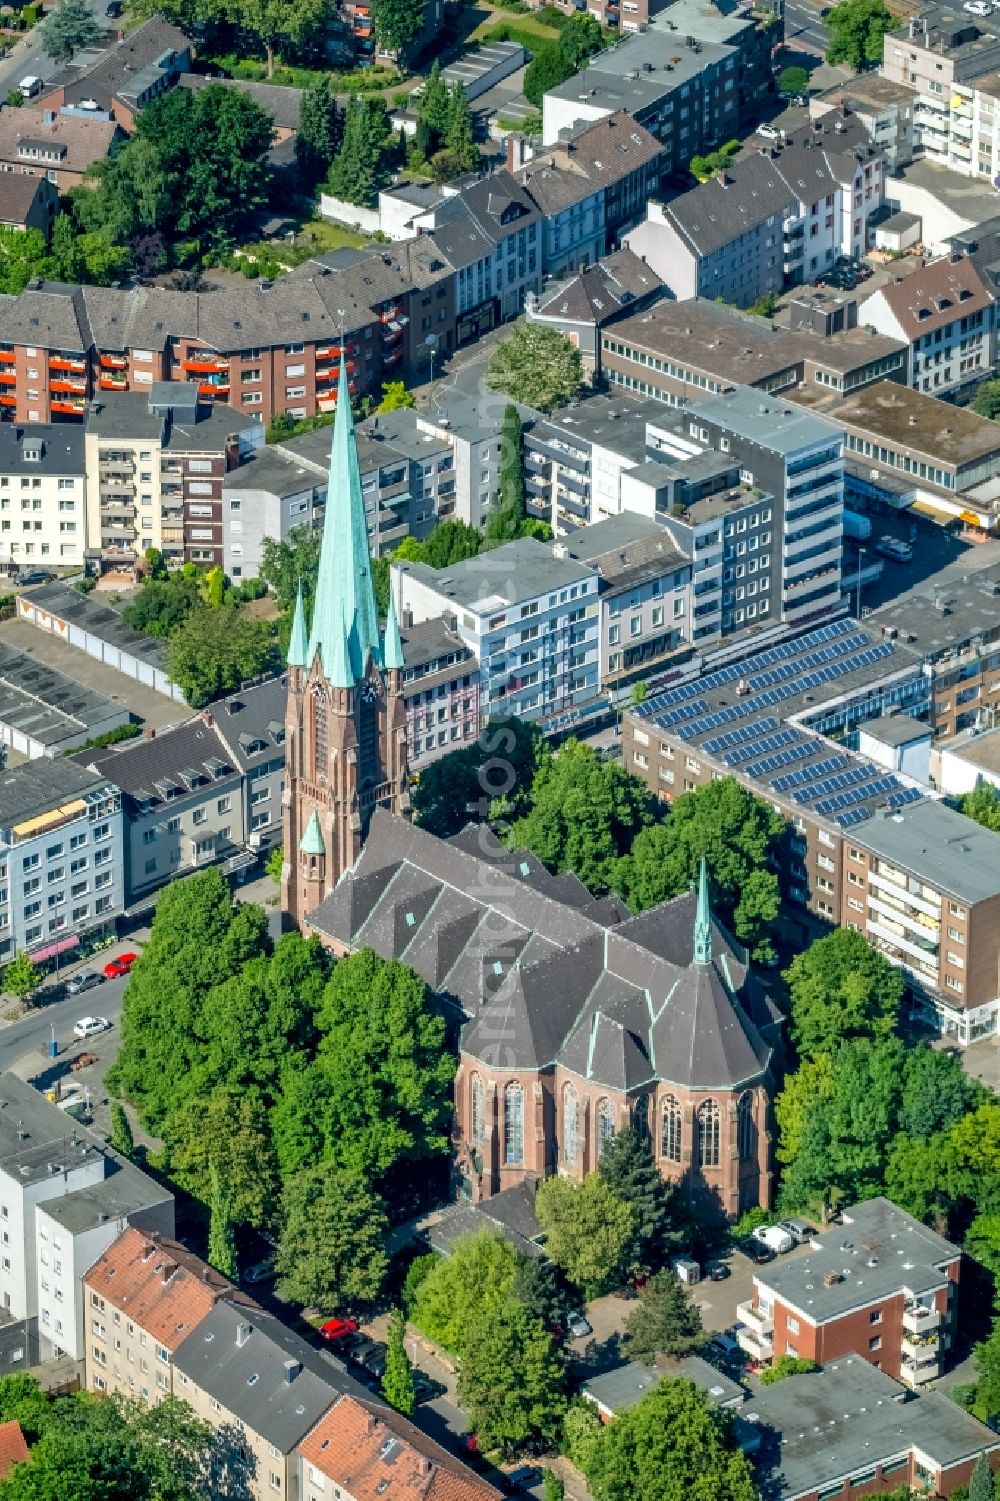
868 253 994 340
178 72 303 129
0 172 50 226
534 249 664 325
308 810 773 1091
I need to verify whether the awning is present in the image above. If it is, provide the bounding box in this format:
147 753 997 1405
28 933 79 964
910 497 957 522
12 799 87 837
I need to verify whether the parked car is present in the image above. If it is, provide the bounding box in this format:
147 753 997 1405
319 1317 358 1343
706 1261 731 1281
244 1260 276 1284
66 969 104 996
105 1 123 14
778 1218 818 1245
17 77 42 98
754 1224 795 1254
744 1238 776 1264
358 1342 388 1378
412 1372 444 1405
874 535 912 562
506 1467 543 1492
103 952 138 979
16 568 53 584
756 122 780 140
72 1015 111 1040
709 1331 741 1358
566 1310 592 1339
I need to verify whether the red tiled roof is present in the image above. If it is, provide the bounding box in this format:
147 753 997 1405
83 1227 255 1351
299 1396 502 1501
0 1421 29 1479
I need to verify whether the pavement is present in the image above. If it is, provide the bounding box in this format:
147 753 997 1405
0 2 117 101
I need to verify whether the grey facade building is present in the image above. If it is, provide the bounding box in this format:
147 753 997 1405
524 249 665 379
399 616 480 770
0 758 123 965
78 678 286 908
221 447 326 582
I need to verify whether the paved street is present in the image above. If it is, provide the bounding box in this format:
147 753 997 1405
0 1 117 101
783 0 832 57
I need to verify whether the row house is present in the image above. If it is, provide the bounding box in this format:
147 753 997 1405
859 251 995 399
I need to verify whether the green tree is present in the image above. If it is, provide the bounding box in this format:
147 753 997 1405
784 927 903 1060
899 1047 980 1139
624 1270 703 1362
543 1472 565 1501
3 953 42 1005
259 525 323 617
166 603 277 707
233 0 331 76
613 777 783 960
377 380 415 412
276 1166 388 1311
972 380 1000 422
486 324 583 414
418 60 450 155
778 64 810 94
328 96 392 208
960 783 1000 833
583 1377 757 1501
411 1231 520 1353
382 1308 415 1415
524 43 574 108
38 0 101 63
970 1452 996 1501
747 292 780 318
0 228 51 297
207 1162 238 1280
445 84 478 172
404 517 483 570
296 76 342 185
759 1355 818 1385
975 1319 1000 1422
266 847 284 885
457 1301 567 1457
412 717 543 837
201 565 226 609
598 1127 679 1275
121 576 201 638
536 1173 635 1295
108 1101 134 1159
0 1374 55 1443
508 739 652 893
775 1054 834 1167
373 0 425 54
559 13 604 69
161 1087 279 1228
825 0 895 70
485 403 526 543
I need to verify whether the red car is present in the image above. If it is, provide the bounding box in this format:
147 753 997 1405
319 1317 358 1342
103 952 138 980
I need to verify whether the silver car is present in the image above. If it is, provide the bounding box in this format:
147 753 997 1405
66 970 104 997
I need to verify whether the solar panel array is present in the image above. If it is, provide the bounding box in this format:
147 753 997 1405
741 741 817 780
703 718 779 756
772 754 852 793
725 728 805 767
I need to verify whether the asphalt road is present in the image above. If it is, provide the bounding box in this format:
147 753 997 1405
0 0 117 102
0 970 129 1077
783 0 831 56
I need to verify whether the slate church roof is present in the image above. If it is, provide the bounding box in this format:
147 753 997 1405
307 811 777 1093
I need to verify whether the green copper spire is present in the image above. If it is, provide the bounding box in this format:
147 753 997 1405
287 580 308 669
299 809 325 855
694 857 712 965
306 353 381 688
383 587 404 672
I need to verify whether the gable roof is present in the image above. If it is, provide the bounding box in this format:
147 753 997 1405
300 1395 502 1501
307 810 774 1091
865 252 994 340
0 1422 28 1481
0 174 52 226
533 249 664 326
0 110 119 175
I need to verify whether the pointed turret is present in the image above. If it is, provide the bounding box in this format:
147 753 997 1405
299 809 325 856
306 353 381 687
287 580 308 669
694 857 712 965
383 587 404 672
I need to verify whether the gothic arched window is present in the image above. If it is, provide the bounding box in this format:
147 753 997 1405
563 1083 579 1163
697 1098 721 1169
310 686 327 779
737 1091 755 1163
597 1098 616 1160
661 1094 682 1163
504 1083 523 1166
471 1075 485 1145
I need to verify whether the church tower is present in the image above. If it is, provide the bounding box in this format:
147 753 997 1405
281 355 409 926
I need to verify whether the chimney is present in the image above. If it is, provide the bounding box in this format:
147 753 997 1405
143 727 156 741
282 1359 301 1384
202 711 214 727
161 1261 178 1284
235 1321 252 1349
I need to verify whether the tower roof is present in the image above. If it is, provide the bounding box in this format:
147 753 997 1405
300 809 325 856
694 857 711 966
306 355 381 688
383 587 404 672
287 580 308 669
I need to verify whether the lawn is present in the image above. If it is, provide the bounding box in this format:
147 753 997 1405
469 9 562 43
291 219 372 254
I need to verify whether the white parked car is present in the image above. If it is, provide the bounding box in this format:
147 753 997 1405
756 122 780 140
753 1224 795 1254
73 1015 111 1040
965 1 990 14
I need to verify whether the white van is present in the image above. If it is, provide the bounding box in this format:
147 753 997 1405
753 1224 795 1254
18 76 42 98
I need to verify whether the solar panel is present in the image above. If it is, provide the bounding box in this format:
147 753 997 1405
704 718 779 756
742 742 815 779
836 807 871 829
727 727 802 766
813 776 899 817
887 786 923 810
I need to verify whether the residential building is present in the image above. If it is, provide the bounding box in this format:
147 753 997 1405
0 174 56 235
84 1227 254 1404
736 1198 960 1388
623 614 929 932
626 115 885 305
172 1301 368 1501
78 677 287 908
394 536 602 722
177 73 303 145
281 361 408 929
738 1355 1000 1501
83 385 262 576
0 1073 173 1366
811 76 917 169
581 1356 745 1418
221 445 326 582
0 757 124 964
0 423 86 570
859 253 994 398
932 722 1000 796
0 640 129 759
425 172 543 343
515 112 666 276
0 1425 28 1482
37 18 192 130
0 109 121 190
524 249 665 379
298 1394 502 1501
560 512 693 695
398 616 480 770
307 812 780 1217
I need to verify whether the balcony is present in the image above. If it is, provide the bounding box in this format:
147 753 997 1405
0 372 15 387
867 867 940 917
99 376 128 391
866 908 938 958
50 379 87 395
0 395 15 408
0 349 14 364
100 354 128 370
383 345 403 368
900 1354 939 1387
903 1303 942 1334
183 357 227 374
51 401 85 416
199 382 230 397
901 1331 940 1361
50 356 86 374
737 1299 773 1338
867 892 940 945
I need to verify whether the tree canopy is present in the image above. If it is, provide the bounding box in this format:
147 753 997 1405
486 325 584 413
824 0 895 70
275 1166 388 1311
39 0 100 63
412 717 543 838
166 603 277 707
598 1127 681 1275
535 1173 635 1295
457 1301 567 1457
373 0 426 54
524 16 605 107
959 782 1000 833
784 928 903 1060
411 1230 521 1354
624 1271 704 1362
328 96 393 208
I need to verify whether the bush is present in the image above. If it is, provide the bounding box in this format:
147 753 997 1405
66 721 142 756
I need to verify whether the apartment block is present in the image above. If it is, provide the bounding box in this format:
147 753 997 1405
84 1227 251 1404
0 758 124 964
859 253 995 398
0 109 121 192
221 445 326 583
811 75 917 169
399 616 480 770
425 173 543 343
736 1198 960 1389
0 423 85 570
78 678 287 908
881 6 1000 180
524 249 665 380
0 1073 173 1366
395 537 601 722
37 18 191 130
